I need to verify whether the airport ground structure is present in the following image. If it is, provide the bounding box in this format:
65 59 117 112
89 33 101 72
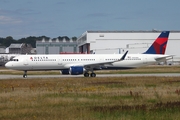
36 38 77 54
77 30 180 64
77 30 179 55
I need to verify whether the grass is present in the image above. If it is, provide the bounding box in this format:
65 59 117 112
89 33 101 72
1 75 180 119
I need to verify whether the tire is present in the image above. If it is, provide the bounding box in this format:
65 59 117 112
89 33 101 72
84 73 89 77
90 73 96 77
23 74 27 78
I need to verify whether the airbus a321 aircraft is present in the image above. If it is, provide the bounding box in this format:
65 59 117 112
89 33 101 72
5 31 171 78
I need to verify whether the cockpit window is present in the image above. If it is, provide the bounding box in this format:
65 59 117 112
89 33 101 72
12 59 19 61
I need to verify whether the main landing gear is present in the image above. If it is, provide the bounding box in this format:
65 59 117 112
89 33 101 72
23 70 27 78
84 72 96 77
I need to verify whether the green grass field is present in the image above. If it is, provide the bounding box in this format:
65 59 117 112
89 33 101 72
0 66 180 119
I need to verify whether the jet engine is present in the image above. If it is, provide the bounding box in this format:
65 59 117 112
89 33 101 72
69 66 84 75
61 69 69 75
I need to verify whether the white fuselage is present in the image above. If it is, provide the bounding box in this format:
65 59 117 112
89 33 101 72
5 54 168 71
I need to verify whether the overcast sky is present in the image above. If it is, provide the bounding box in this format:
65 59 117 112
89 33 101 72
0 0 180 39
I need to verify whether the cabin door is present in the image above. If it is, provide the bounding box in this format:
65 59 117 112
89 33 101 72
58 57 63 66
143 56 147 64
99 56 104 62
23 56 28 65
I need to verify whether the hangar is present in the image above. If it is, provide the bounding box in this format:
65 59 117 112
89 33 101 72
77 31 180 58
36 38 77 54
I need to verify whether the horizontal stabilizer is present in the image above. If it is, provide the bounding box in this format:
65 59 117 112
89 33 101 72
155 55 174 62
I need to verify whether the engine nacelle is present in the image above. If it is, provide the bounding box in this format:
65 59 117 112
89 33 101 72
69 66 84 75
61 69 69 75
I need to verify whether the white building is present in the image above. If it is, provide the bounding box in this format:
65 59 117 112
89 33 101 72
77 31 180 57
0 47 5 53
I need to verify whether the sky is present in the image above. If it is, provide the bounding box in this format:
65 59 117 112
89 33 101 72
0 0 180 39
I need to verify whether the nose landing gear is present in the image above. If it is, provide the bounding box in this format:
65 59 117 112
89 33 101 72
23 70 27 78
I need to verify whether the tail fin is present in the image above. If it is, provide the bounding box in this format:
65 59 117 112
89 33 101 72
144 31 170 54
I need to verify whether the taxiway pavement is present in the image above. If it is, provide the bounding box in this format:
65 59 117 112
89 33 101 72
0 73 180 79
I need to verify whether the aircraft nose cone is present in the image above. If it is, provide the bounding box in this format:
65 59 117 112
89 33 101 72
5 62 12 68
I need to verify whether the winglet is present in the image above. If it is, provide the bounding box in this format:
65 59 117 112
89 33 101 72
119 51 128 61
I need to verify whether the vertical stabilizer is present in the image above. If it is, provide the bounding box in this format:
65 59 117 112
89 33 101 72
144 31 170 54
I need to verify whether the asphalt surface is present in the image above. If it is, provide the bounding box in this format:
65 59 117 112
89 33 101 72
0 73 180 79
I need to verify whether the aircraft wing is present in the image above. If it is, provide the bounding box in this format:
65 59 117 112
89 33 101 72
63 51 128 69
84 51 128 66
82 51 128 70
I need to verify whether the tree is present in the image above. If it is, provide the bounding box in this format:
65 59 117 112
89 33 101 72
0 38 5 45
4 36 14 47
0 35 77 48
63 36 70 41
72 36 77 41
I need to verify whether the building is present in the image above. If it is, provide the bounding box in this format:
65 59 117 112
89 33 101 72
36 38 77 54
0 43 33 66
8 43 33 54
0 45 5 53
77 31 180 57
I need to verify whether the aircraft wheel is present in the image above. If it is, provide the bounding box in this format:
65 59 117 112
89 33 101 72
90 73 96 77
84 73 89 77
23 70 27 78
23 74 27 78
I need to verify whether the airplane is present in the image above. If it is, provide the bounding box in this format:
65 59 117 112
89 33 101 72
5 31 171 78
